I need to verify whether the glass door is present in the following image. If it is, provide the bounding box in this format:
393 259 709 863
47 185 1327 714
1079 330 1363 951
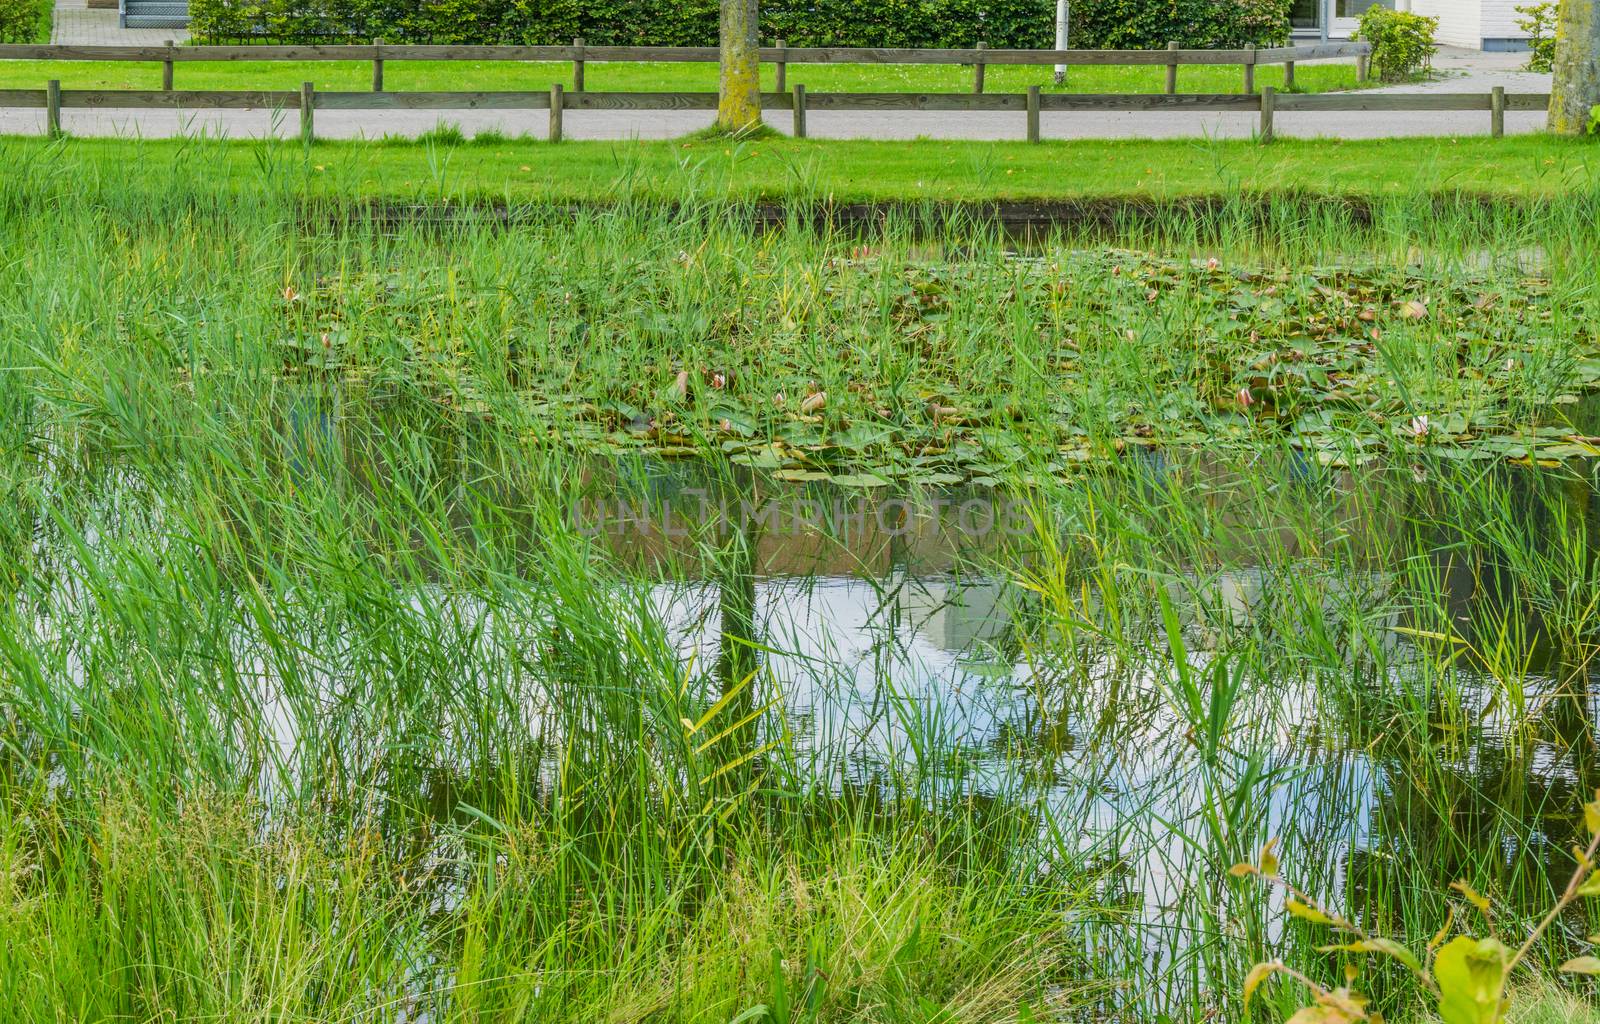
1333 0 1393 35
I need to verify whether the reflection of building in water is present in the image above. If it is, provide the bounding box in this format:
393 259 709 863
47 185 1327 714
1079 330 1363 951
892 572 1013 654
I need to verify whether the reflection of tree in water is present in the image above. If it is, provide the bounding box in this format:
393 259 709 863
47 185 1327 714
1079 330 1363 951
1399 461 1600 684
1346 718 1599 960
711 467 761 800
1329 464 1600 972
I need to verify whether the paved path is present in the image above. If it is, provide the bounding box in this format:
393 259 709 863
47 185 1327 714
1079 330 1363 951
51 0 189 45
2 40 1551 140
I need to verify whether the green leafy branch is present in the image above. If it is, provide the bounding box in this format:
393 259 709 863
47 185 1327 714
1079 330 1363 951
1234 793 1600 1024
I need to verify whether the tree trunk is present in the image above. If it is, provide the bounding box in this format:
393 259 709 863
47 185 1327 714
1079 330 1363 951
1548 0 1600 135
717 0 762 133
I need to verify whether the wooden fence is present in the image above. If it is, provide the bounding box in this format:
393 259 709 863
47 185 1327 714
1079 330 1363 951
0 42 1544 142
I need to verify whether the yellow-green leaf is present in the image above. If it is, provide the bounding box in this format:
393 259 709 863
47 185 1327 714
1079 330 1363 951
1577 874 1600 898
1560 956 1600 975
1361 939 1424 976
1287 899 1337 926
1430 907 1456 951
1243 961 1280 1008
1451 881 1491 915
1434 936 1511 1024
1319 939 1423 976
1229 862 1259 878
1584 799 1600 836
1260 838 1281 878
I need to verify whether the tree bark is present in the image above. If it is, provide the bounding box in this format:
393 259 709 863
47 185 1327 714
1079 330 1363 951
717 0 762 133
1548 0 1600 135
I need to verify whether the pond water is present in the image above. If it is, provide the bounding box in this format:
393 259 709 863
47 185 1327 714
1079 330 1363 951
590 454 1600 1013
11 400 1600 1020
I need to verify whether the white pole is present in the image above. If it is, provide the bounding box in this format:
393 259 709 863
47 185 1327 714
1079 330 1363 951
1054 0 1069 84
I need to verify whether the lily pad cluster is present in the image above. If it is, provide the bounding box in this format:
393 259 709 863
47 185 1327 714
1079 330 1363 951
267 249 1600 484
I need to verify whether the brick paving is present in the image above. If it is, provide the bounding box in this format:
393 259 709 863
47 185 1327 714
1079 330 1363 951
51 0 189 45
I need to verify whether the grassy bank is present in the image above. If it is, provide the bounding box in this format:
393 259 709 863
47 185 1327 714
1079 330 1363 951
2 161 1599 1022
3 134 1600 204
0 56 1362 94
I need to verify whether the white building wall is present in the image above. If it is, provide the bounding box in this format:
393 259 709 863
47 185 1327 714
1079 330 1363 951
1478 0 1532 47
1409 0 1480 49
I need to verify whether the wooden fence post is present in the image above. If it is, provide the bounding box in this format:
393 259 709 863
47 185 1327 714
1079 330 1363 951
549 82 563 142
973 40 986 94
573 37 585 92
1491 85 1505 138
775 38 786 94
46 79 61 138
792 82 807 138
1026 84 1040 143
1243 47 1256 95
1284 59 1295 90
300 81 314 146
1357 53 1369 83
1165 41 1178 95
372 39 383 92
163 41 174 91
1260 85 1275 143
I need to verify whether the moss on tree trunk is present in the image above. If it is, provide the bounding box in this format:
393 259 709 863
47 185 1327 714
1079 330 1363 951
1548 0 1600 134
717 0 762 133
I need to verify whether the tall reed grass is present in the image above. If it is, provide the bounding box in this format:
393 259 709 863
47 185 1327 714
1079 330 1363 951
0 141 1596 1021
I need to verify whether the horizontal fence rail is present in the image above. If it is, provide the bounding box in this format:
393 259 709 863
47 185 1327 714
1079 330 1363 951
0 43 1545 143
0 43 1376 122
8 84 1548 143
0 42 1372 66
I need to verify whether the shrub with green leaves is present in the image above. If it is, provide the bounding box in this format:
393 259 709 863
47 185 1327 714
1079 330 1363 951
1516 2 1557 73
189 0 1291 48
1351 7 1438 83
0 0 48 44
1067 0 1291 49
190 0 1057 46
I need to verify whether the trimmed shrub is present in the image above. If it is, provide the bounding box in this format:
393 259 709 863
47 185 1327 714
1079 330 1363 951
190 0 1291 49
1067 0 1292 50
190 0 1048 46
1351 7 1437 83
0 0 49 44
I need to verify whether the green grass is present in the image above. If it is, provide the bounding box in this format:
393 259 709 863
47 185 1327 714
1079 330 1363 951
3 134 1599 204
2 152 1599 1023
0 55 1363 94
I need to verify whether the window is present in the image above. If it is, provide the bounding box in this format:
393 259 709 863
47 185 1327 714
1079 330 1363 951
1337 0 1394 16
1291 0 1323 29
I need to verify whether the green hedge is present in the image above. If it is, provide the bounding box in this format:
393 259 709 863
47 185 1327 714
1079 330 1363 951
1069 0 1292 49
191 0 1291 48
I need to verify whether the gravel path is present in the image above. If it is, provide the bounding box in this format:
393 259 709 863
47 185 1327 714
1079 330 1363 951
1 38 1552 141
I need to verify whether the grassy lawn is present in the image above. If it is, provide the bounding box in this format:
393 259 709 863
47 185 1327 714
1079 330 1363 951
3 133 1596 203
0 56 1362 94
